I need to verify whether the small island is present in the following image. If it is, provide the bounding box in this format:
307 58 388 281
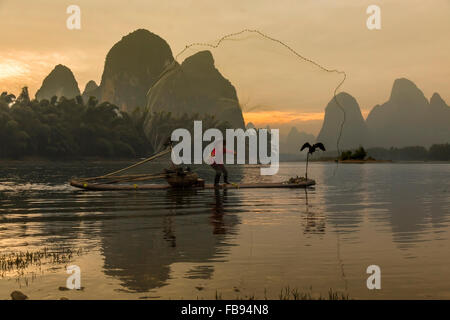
338 146 391 163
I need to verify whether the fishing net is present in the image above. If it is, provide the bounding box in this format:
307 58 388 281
73 29 347 187
173 29 347 154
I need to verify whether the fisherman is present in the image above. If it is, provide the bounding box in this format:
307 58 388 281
210 139 235 186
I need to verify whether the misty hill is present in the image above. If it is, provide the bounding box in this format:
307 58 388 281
97 29 174 113
35 64 80 101
246 122 255 129
429 93 450 143
316 92 370 151
146 50 245 128
281 127 315 154
82 80 99 102
366 78 450 147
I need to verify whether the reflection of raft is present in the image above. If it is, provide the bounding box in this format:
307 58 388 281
69 178 315 191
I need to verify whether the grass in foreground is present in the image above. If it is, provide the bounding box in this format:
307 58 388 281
0 247 83 277
213 287 350 300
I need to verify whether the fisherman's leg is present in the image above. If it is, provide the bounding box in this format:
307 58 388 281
222 165 230 184
212 165 221 186
214 172 221 186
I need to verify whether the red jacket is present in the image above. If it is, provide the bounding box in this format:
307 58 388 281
211 147 234 165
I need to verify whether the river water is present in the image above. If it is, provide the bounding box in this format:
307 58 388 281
0 161 449 299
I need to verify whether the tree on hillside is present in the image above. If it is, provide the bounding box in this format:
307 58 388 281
429 144 450 161
340 146 367 160
0 87 232 160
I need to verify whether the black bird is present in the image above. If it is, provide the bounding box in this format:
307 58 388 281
300 142 326 179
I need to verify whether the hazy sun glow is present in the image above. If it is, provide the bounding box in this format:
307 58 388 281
243 111 324 126
0 60 30 80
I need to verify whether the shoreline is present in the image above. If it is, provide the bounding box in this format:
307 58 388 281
1 158 449 165
316 159 393 163
0 157 146 164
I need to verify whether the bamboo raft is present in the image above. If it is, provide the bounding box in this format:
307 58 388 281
69 178 316 191
68 148 316 191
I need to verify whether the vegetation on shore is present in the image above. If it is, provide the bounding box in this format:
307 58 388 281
2 88 449 162
367 144 450 161
340 146 369 161
313 144 450 162
0 89 151 159
0 89 229 160
0 247 83 276
345 144 450 161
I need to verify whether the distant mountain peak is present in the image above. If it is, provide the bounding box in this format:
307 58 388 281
81 80 99 103
389 78 428 107
317 92 369 150
146 49 244 128
281 126 315 155
331 92 360 112
430 92 447 108
335 91 354 100
119 28 168 45
35 64 80 101
288 126 300 134
366 79 449 147
391 77 419 93
182 50 215 71
246 122 256 129
83 80 98 94
98 29 174 112
54 64 70 71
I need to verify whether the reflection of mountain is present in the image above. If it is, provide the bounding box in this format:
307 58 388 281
320 166 367 232
363 165 450 246
100 189 240 292
317 163 450 247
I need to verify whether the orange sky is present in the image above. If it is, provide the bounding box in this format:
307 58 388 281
0 0 449 136
243 111 325 125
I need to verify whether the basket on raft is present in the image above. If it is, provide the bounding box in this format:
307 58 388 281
164 168 203 188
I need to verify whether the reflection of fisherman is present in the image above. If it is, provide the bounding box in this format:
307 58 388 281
210 139 235 186
211 189 227 234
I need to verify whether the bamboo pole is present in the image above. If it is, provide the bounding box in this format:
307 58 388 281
102 174 166 184
82 148 171 182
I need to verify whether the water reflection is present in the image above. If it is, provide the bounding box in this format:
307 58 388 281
353 164 450 245
210 189 228 235
302 188 326 236
320 165 367 234
100 189 240 292
0 162 449 298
